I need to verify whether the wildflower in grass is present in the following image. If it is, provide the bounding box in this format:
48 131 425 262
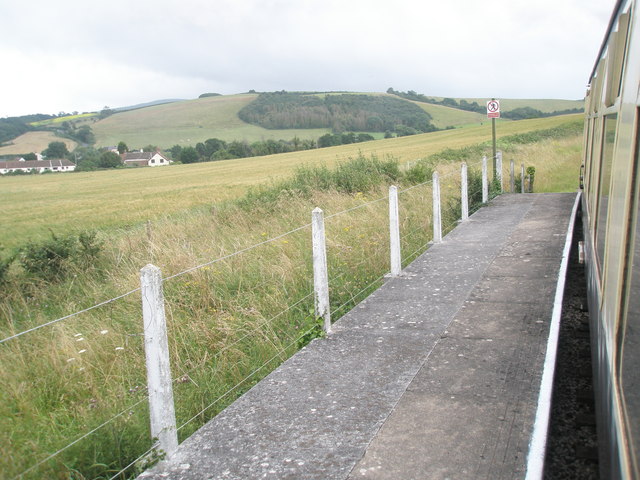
115 346 124 351
74 333 82 337
100 330 108 335
66 358 76 363
76 337 84 342
78 349 87 354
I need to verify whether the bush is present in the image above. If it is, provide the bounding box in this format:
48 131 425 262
405 160 434 185
20 233 77 279
19 231 102 280
0 251 15 284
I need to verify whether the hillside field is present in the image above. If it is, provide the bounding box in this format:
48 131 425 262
414 102 488 128
0 114 581 249
0 132 77 156
440 97 584 112
92 94 332 148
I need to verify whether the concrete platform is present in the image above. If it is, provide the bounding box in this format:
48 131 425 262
139 193 577 480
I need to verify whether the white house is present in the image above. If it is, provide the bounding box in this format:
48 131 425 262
0 158 77 174
121 151 171 167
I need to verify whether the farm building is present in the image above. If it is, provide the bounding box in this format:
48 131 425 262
0 158 76 174
121 151 171 167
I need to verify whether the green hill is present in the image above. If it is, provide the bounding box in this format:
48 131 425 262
4 92 585 153
450 97 584 112
413 102 487 129
92 94 332 148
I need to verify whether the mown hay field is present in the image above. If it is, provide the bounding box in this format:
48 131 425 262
0 132 77 156
0 114 582 249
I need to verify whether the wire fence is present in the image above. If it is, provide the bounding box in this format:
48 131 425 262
3 156 521 479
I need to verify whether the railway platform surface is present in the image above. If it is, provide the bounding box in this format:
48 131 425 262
139 192 577 480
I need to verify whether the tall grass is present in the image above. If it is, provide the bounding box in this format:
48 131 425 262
0 128 583 478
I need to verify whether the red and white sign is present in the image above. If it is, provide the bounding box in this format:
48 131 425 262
487 100 500 118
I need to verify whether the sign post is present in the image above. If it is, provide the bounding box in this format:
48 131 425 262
487 99 500 182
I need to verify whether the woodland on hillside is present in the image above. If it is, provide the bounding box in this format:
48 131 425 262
238 92 437 135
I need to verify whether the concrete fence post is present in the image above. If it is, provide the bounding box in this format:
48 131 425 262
312 208 331 334
521 163 525 193
432 172 442 243
510 158 515 193
482 155 488 203
461 163 469 221
389 186 402 276
496 151 503 193
140 264 178 458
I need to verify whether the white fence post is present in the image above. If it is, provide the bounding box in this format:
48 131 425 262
482 155 488 203
432 172 442 243
461 163 469 221
521 163 525 193
389 186 402 276
510 158 515 193
496 151 503 193
312 208 331 334
140 264 178 458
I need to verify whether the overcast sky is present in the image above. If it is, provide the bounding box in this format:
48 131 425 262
0 0 614 118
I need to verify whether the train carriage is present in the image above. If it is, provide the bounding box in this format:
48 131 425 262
582 0 640 477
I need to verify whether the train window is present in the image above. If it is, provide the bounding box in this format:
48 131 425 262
605 13 630 107
589 118 603 231
596 114 618 271
619 110 640 474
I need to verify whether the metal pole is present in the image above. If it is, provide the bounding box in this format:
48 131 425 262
491 97 497 181
312 208 331 334
389 186 402 276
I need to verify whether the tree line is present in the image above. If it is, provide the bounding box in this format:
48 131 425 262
238 92 437 135
168 131 377 164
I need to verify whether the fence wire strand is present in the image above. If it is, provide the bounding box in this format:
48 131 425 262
0 287 141 345
176 322 319 434
14 396 148 480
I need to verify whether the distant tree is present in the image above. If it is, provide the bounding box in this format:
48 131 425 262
198 93 221 98
22 153 37 160
167 144 182 159
179 146 199 164
73 146 101 171
75 125 95 144
356 133 375 142
143 144 158 152
227 140 252 158
43 141 69 158
117 141 128 154
99 151 122 168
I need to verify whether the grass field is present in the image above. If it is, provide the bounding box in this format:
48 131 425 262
414 102 488 128
0 114 582 250
0 132 77 156
29 113 98 127
92 94 331 148
0 114 584 479
441 97 584 112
